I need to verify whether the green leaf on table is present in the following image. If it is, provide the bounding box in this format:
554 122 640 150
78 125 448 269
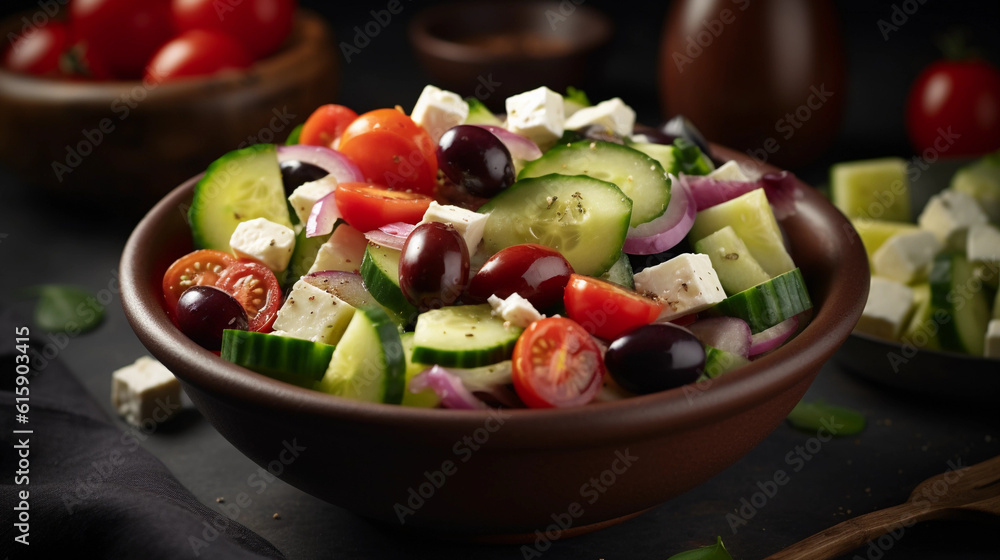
31 284 104 334
786 400 866 436
666 536 732 560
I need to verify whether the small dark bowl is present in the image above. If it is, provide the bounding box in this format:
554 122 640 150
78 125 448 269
0 10 338 219
408 1 613 109
120 144 868 540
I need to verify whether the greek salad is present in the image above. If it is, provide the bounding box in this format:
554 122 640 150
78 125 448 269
160 84 813 409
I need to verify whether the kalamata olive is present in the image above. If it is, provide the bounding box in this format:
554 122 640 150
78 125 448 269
176 285 248 350
436 125 515 198
279 160 328 195
399 222 470 310
465 244 573 310
604 323 705 394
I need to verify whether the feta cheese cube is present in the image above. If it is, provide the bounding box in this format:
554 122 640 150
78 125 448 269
308 223 367 274
111 356 182 427
871 230 940 284
420 201 489 254
633 253 727 321
563 97 636 137
229 217 296 272
288 175 338 224
410 84 469 143
967 223 1000 265
504 86 564 147
856 277 914 341
272 280 355 345
986 319 1000 358
917 189 988 249
488 293 544 328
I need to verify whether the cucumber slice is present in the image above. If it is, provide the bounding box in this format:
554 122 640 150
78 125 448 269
360 242 418 326
517 140 669 227
600 252 635 290
412 304 523 368
901 284 940 350
188 144 292 251
630 142 680 175
286 227 331 289
830 157 911 222
478 174 632 276
929 252 990 356
221 330 334 388
317 306 405 404
707 268 812 333
400 332 440 408
693 225 770 295
701 345 751 380
688 188 795 278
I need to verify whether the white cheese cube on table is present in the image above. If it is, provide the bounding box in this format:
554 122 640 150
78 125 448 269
272 280 355 345
420 201 489 255
111 356 182 428
309 223 367 274
410 84 469 144
504 86 565 147
229 217 295 273
871 230 941 284
288 175 338 225
917 190 988 249
985 320 1000 358
856 277 914 341
967 223 1000 265
633 253 727 321
563 97 636 137
488 293 544 328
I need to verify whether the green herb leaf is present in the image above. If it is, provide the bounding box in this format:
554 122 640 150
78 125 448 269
786 400 866 436
673 138 714 176
32 284 104 334
285 123 303 145
667 536 732 560
564 86 591 108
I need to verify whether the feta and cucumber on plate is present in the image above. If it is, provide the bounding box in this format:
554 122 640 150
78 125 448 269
160 84 814 409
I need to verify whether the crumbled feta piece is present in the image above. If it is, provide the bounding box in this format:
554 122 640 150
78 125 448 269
918 189 988 248
633 253 726 321
504 86 564 147
856 277 914 341
272 280 355 345
488 293 544 328
986 320 1000 358
967 223 1000 265
410 84 469 143
706 160 752 182
229 217 295 272
420 201 489 254
563 97 636 137
111 356 182 427
871 230 940 284
288 175 338 224
308 223 367 274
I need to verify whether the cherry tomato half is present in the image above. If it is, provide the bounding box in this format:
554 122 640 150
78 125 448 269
172 0 296 59
299 104 359 149
334 182 434 233
3 22 69 77
162 249 236 315
563 274 661 341
339 108 438 166
465 244 573 310
906 59 1000 157
216 260 282 332
512 317 606 408
145 30 252 81
71 0 175 79
338 109 439 195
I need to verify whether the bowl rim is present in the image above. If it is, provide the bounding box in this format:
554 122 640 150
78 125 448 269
120 143 869 449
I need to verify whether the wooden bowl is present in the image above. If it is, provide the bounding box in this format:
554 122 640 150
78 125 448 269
408 1 613 110
119 144 869 540
0 10 338 219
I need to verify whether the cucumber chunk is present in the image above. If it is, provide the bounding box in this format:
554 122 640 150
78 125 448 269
599 252 635 289
701 345 751 380
830 157 911 222
317 306 406 404
950 151 1000 223
707 268 812 333
188 144 292 252
413 304 522 368
360 242 418 325
693 225 770 295
901 284 940 350
478 174 632 276
400 332 441 408
850 217 920 263
221 330 335 388
929 252 990 356
630 142 680 175
517 140 669 227
286 227 330 289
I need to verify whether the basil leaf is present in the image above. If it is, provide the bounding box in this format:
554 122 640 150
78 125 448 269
32 284 104 334
786 400 866 436
564 86 591 107
667 536 732 560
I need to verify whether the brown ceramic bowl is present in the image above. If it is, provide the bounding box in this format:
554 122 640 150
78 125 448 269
0 10 338 218
408 1 613 110
120 144 868 540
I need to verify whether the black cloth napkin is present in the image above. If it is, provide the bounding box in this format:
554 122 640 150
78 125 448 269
0 308 284 559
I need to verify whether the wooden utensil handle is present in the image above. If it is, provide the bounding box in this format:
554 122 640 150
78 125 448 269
763 502 944 560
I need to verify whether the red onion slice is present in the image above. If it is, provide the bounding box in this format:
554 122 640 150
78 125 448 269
362 222 415 251
470 125 543 161
686 316 752 358
682 170 801 219
749 314 800 357
623 177 696 255
277 144 364 183
305 191 340 238
410 365 487 410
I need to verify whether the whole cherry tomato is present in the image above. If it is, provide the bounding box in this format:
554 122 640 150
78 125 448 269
906 59 1000 157
171 0 297 59
3 22 69 77
70 0 175 79
145 30 252 81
